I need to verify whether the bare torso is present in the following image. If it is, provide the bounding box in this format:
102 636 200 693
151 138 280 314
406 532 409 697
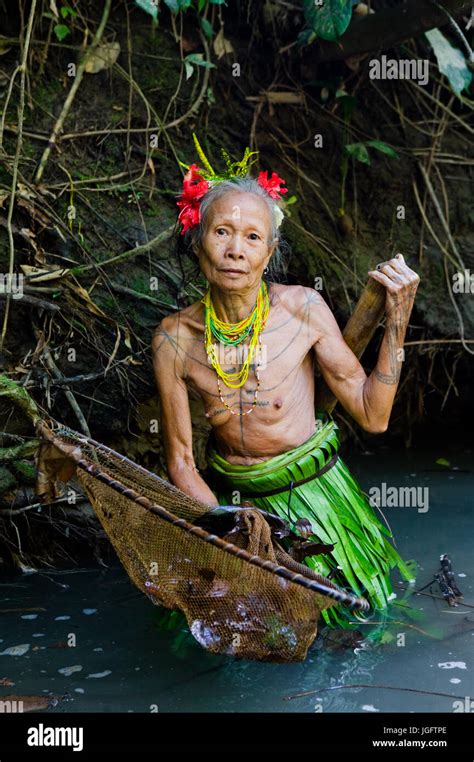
172 283 320 464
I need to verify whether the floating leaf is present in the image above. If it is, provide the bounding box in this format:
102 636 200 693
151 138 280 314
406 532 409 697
0 694 61 712
436 457 451 467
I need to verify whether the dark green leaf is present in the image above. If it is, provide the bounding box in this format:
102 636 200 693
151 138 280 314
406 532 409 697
163 0 179 13
60 6 77 19
366 140 400 159
296 28 318 49
304 0 353 42
136 0 159 19
185 53 216 68
344 142 370 164
335 91 356 118
54 24 70 42
200 17 214 39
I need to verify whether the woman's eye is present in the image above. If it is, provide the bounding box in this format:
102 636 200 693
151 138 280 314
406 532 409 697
249 233 259 240
216 228 227 235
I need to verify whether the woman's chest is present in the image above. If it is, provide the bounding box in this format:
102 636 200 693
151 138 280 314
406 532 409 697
183 318 316 418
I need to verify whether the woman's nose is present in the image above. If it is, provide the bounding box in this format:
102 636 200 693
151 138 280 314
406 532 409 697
226 234 244 255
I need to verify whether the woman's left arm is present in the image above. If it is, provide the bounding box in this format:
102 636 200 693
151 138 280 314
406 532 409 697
363 253 420 430
310 254 420 433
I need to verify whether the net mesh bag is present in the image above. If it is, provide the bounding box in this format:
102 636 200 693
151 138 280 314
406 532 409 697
34 419 368 662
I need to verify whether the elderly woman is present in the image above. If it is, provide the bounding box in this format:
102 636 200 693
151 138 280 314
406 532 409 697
152 151 420 628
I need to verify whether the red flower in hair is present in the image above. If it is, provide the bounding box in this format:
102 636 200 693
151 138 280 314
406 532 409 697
176 164 209 234
257 170 288 200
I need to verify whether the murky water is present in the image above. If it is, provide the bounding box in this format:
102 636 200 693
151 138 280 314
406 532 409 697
1 445 472 713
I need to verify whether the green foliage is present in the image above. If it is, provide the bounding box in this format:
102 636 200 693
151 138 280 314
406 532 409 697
54 24 70 41
11 459 37 485
60 5 77 19
200 16 214 38
303 0 353 42
164 0 193 13
135 0 225 32
0 374 42 426
335 89 356 119
178 133 260 182
48 4 77 41
335 90 399 214
184 52 216 80
344 140 399 165
0 466 16 495
425 28 473 96
135 0 159 20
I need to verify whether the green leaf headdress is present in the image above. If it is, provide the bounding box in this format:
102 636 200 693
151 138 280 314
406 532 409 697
176 133 292 235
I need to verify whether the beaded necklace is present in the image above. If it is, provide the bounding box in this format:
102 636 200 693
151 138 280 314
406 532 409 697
202 280 270 416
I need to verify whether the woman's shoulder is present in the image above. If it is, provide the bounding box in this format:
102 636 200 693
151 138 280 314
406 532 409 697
157 300 204 338
269 282 315 310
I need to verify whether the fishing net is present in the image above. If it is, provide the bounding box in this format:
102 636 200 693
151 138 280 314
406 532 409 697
34 418 369 662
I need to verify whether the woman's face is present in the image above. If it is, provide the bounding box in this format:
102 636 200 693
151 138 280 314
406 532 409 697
194 191 277 291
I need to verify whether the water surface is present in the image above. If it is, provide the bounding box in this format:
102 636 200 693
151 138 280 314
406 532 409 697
0 445 472 713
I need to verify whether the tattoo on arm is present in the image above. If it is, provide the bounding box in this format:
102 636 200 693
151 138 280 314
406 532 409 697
374 319 405 385
374 367 401 385
151 328 167 357
306 290 323 305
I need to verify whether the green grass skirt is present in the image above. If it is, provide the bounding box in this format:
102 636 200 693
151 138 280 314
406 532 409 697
203 416 418 629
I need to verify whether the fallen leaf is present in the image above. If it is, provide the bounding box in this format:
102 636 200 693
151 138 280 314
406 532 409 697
84 41 120 74
213 29 234 59
20 264 70 283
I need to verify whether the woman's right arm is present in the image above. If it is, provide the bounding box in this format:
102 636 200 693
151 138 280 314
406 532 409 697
151 316 220 506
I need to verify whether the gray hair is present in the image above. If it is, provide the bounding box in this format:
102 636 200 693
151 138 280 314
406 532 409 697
184 175 290 281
